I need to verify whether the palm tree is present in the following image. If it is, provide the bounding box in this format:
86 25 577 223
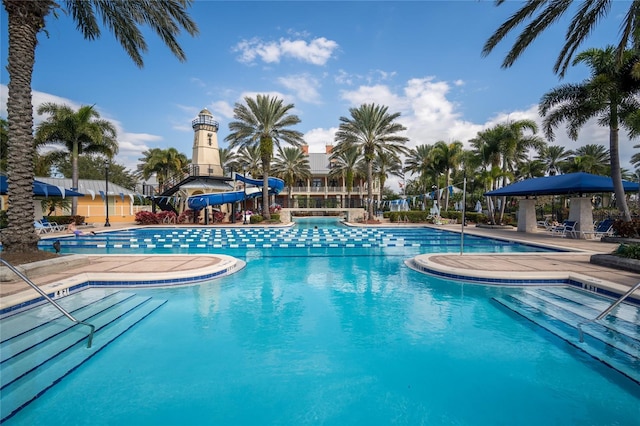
219 147 238 176
235 145 263 178
272 146 311 208
372 151 403 208
537 145 571 176
137 148 189 193
333 104 409 219
404 144 437 210
482 0 640 77
35 103 118 215
329 145 362 208
0 117 7 172
540 47 640 221
3 0 197 254
432 140 464 211
631 144 640 169
225 94 305 220
566 144 611 175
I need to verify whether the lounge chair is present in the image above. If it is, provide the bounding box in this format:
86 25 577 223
550 220 578 238
537 218 553 231
581 218 614 239
40 217 66 232
34 221 52 234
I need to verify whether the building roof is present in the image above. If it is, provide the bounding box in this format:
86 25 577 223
308 153 331 175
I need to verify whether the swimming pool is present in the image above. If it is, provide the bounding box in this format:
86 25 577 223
3 219 639 424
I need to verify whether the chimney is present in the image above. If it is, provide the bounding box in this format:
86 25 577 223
325 144 333 154
301 144 309 154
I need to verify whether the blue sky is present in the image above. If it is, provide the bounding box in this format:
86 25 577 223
1 1 637 190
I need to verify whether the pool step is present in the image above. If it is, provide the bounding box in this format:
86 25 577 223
493 288 640 384
0 291 166 423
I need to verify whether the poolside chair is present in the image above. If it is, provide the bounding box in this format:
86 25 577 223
537 218 553 231
40 217 66 232
581 218 614 239
34 221 52 234
550 220 578 238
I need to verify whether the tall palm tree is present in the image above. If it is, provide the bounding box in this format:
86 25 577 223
432 140 464 211
225 94 305 220
372 151 403 207
0 117 7 172
35 103 118 215
482 0 640 77
566 144 611 175
3 0 197 254
333 104 409 219
137 148 189 193
329 145 362 208
540 47 640 221
272 146 311 208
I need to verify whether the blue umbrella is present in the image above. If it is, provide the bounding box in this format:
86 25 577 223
0 175 84 198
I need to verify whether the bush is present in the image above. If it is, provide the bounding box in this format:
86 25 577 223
70 215 86 225
47 215 75 225
614 243 640 260
612 219 640 238
178 209 197 224
135 211 160 225
157 211 177 224
250 214 264 224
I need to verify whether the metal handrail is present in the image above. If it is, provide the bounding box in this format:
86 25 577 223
1 259 95 348
578 281 640 343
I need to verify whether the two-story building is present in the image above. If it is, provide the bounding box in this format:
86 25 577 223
274 144 379 210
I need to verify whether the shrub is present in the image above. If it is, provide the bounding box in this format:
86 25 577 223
135 211 160 225
614 243 640 260
213 211 225 223
612 219 640 238
250 214 263 224
70 215 86 225
48 215 75 225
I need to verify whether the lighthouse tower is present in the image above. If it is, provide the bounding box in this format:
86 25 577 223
191 108 223 176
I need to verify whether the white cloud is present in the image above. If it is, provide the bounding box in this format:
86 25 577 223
304 127 338 153
340 84 408 113
277 74 322 104
233 36 338 66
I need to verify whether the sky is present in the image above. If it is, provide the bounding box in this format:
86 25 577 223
1 1 638 191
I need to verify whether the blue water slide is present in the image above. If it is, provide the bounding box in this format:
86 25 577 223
187 174 285 210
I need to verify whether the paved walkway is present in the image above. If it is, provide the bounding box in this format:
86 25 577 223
1 222 638 312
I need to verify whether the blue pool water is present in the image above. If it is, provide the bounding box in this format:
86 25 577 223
6 219 640 424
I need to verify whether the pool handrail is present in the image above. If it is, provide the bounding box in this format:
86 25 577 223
577 281 640 342
0 258 95 348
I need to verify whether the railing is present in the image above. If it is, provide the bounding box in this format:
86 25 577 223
0 259 96 348
577 281 640 342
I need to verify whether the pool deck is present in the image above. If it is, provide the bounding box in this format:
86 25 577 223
1 222 638 311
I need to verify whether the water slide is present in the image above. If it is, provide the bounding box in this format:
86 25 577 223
187 173 285 210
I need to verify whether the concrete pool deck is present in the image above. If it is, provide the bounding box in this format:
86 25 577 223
1 222 638 311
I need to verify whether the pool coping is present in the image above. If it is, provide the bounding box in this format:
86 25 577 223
0 254 245 316
407 253 640 305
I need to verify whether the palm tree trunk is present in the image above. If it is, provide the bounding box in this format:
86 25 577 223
3 2 46 253
366 160 374 220
609 121 632 221
71 142 79 216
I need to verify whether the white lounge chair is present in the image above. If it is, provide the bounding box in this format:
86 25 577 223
551 220 578 238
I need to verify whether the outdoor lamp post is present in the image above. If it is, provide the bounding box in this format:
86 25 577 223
104 160 111 227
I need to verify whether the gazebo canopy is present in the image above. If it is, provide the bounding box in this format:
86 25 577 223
484 172 639 197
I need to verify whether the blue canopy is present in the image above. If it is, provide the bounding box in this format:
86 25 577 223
0 175 84 198
484 172 639 197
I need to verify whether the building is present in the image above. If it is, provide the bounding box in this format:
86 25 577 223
274 144 379 210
